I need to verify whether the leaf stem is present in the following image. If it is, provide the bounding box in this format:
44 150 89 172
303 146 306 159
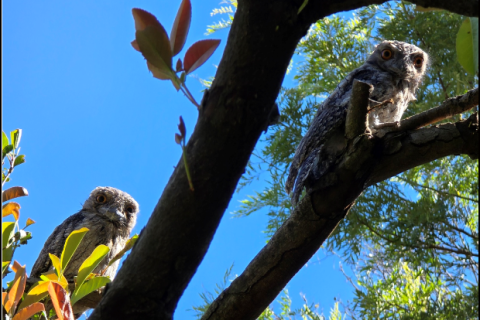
181 84 201 108
181 143 194 191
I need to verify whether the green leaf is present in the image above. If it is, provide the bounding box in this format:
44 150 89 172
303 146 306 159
2 131 9 148
2 246 13 265
48 254 62 278
13 155 25 167
2 144 13 160
10 129 22 150
18 282 51 311
60 227 89 274
107 234 139 268
2 222 15 250
456 18 479 75
75 245 110 291
70 276 110 305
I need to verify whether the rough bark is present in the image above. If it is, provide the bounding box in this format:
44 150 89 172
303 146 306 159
88 0 479 319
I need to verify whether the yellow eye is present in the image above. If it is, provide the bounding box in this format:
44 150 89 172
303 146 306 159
96 194 107 203
413 56 424 68
381 49 393 60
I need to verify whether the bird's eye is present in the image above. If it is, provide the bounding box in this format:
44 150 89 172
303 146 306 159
381 49 393 60
126 206 134 214
413 56 424 68
96 194 107 203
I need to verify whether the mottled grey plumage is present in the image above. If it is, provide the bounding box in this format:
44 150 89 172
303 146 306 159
286 41 428 205
30 186 139 316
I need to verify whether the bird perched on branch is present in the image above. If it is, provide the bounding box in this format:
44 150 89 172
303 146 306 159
285 40 429 205
30 186 139 316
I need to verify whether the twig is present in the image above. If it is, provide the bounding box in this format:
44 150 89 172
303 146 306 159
395 87 478 132
367 98 394 113
396 176 478 203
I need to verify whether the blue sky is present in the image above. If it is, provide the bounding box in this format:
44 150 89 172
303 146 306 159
3 1 356 318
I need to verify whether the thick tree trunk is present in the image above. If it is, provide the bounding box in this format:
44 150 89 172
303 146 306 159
89 0 478 319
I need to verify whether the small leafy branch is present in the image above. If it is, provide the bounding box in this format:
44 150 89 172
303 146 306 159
2 129 26 187
131 0 221 108
12 228 139 319
2 129 32 279
175 116 194 191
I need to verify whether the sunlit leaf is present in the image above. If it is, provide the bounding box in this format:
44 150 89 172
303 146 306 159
26 218 35 227
136 26 174 80
2 131 9 148
12 302 46 320
3 202 21 221
13 155 25 167
170 0 191 56
2 187 29 202
60 228 89 274
10 129 22 150
184 39 221 74
2 222 15 250
106 234 139 268
4 261 26 314
17 281 51 311
70 276 110 306
75 245 110 292
49 253 62 278
2 291 7 307
456 18 479 75
48 282 74 320
40 270 58 282
2 144 13 160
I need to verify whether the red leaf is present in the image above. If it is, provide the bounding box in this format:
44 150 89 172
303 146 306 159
4 261 26 314
178 116 186 137
176 58 183 72
48 282 74 320
132 8 163 31
131 40 140 52
2 186 29 202
2 202 21 221
184 39 221 74
175 133 183 144
12 302 46 320
170 0 191 56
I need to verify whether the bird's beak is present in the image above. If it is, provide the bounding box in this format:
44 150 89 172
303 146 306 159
100 207 125 220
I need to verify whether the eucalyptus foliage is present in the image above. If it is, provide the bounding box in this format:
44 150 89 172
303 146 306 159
235 2 478 319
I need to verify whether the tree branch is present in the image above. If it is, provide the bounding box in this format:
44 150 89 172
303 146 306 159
202 99 478 320
88 0 479 318
379 87 479 134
